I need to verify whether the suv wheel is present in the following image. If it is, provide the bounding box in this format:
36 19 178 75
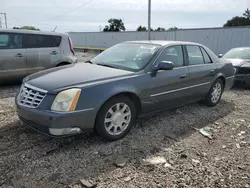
95 96 136 141
204 79 224 107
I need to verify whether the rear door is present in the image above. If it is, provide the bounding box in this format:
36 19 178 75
185 45 214 100
0 32 27 81
24 34 61 75
143 45 190 112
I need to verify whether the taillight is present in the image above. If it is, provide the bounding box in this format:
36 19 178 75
68 37 75 55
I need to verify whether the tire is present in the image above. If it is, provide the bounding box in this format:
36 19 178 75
204 79 224 107
95 96 137 141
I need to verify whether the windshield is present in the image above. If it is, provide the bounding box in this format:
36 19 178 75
223 48 250 60
91 43 161 72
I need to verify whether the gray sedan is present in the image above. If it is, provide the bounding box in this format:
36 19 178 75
16 41 235 141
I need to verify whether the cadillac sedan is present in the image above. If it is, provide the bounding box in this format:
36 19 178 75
221 47 250 87
16 41 235 141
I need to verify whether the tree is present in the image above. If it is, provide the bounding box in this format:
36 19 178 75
13 26 40 31
137 25 147 31
155 27 166 31
243 8 250 19
103 19 125 32
224 8 250 27
223 16 250 27
167 26 178 31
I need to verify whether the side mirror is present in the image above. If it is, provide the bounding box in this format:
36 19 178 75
218 54 223 58
152 61 174 72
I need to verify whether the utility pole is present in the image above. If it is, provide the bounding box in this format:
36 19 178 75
148 0 151 40
0 16 2 28
1 13 7 29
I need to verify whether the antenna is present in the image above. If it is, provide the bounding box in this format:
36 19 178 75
53 26 57 32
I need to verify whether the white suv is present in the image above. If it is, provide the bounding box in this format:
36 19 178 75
0 29 77 83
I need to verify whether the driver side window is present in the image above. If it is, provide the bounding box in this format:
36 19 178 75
157 45 184 68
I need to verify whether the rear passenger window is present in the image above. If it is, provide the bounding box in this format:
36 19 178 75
0 33 23 49
186 45 204 65
158 45 184 67
0 34 9 47
24 34 61 48
200 47 212 63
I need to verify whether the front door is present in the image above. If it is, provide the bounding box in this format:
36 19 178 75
185 45 214 100
141 45 190 113
0 32 27 81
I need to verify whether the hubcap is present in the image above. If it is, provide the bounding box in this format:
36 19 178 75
104 103 131 136
211 83 222 103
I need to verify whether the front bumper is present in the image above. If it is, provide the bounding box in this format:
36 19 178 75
234 74 250 86
16 103 97 137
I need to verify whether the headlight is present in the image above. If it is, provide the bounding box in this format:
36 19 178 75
51 88 81 112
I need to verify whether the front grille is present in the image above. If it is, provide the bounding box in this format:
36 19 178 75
237 67 250 74
17 84 47 108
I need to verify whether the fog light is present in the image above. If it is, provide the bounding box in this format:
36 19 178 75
49 128 82 136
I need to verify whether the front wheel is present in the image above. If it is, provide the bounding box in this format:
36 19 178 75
204 79 224 107
95 96 136 141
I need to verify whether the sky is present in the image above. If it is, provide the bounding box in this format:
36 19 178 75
1 0 250 32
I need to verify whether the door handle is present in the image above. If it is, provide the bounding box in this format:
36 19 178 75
180 74 187 79
51 51 58 55
15 53 23 57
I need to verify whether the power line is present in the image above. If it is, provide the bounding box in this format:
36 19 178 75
39 0 94 23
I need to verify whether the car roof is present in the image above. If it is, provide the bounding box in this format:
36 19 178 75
0 29 68 37
230 47 250 50
123 40 201 46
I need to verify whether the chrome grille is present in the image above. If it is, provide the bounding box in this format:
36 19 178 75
17 84 47 108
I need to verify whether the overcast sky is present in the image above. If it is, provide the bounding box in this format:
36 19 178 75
1 0 250 32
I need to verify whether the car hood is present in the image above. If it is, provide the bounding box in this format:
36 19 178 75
24 63 134 92
225 58 250 67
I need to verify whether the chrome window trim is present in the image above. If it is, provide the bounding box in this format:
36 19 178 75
150 82 210 97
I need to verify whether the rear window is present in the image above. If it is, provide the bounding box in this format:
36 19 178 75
24 34 61 48
0 33 23 49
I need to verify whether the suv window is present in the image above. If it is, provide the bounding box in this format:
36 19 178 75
186 45 204 65
200 47 212 63
158 45 184 67
24 34 61 48
0 33 23 49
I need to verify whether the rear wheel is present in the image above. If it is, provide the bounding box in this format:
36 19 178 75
204 79 224 107
95 96 136 141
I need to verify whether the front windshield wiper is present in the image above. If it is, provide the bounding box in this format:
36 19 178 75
85 60 93 64
96 63 119 69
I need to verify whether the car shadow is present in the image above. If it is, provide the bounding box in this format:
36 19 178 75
0 99 235 187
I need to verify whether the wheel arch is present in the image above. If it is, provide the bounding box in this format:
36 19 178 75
96 91 142 118
214 73 226 88
55 61 71 67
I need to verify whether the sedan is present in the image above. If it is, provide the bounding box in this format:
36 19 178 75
16 41 235 141
221 47 250 87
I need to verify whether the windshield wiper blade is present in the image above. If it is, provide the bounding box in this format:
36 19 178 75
96 63 119 69
85 60 93 64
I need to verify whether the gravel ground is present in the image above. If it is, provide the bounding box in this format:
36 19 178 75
0 53 249 188
0 86 249 188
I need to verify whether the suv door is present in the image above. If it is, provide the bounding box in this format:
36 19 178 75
185 45 214 100
24 34 61 75
0 33 26 81
143 45 190 112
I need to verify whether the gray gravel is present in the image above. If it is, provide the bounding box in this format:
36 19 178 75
0 63 250 187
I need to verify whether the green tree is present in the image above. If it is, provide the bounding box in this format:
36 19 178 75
167 26 178 31
103 19 125 32
243 8 250 19
137 25 147 31
13 26 40 31
155 27 166 31
224 8 250 27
